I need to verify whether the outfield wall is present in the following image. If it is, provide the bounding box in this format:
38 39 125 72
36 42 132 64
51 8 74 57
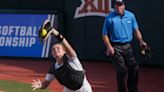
0 0 163 67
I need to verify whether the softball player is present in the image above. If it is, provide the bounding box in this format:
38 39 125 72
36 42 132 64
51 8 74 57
31 20 92 92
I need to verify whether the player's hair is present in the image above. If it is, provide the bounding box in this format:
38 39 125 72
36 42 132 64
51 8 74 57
52 42 66 52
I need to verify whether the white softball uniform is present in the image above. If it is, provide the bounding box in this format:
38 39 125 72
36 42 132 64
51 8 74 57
45 56 92 92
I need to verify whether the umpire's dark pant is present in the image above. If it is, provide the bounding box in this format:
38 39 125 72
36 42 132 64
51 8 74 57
111 43 139 92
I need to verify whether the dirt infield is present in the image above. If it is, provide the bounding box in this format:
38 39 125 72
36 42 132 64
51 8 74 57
0 59 164 92
0 59 63 92
0 59 115 92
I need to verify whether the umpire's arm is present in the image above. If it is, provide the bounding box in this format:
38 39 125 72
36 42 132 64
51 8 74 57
134 29 147 48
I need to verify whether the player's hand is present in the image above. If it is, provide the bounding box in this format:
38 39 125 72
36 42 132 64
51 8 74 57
38 20 52 43
40 28 63 44
38 19 61 43
52 28 59 36
31 79 42 91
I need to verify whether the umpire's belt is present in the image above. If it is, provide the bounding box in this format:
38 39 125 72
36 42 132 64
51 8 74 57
111 42 131 46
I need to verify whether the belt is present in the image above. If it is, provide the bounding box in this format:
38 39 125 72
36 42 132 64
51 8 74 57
111 42 131 46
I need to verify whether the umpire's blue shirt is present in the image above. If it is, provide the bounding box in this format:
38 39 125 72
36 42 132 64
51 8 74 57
102 10 139 43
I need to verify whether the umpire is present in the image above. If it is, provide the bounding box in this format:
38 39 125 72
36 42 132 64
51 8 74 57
102 0 147 92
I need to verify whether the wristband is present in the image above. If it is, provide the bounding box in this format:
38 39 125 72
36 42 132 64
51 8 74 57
55 34 63 42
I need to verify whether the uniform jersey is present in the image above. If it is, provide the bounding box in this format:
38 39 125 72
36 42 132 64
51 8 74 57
45 55 92 92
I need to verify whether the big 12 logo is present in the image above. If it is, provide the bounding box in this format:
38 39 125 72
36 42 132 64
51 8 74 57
74 0 113 18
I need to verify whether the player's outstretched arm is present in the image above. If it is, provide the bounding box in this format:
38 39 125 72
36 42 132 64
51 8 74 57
52 28 77 58
39 19 76 58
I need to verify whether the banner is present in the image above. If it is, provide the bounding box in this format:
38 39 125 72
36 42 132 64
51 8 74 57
0 14 57 58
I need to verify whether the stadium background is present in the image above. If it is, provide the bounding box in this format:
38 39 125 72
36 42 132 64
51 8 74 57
0 0 163 67
0 0 164 92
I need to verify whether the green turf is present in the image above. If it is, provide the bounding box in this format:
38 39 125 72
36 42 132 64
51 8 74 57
0 80 51 92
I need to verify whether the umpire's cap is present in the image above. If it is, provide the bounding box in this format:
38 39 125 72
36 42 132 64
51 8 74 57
115 0 125 5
